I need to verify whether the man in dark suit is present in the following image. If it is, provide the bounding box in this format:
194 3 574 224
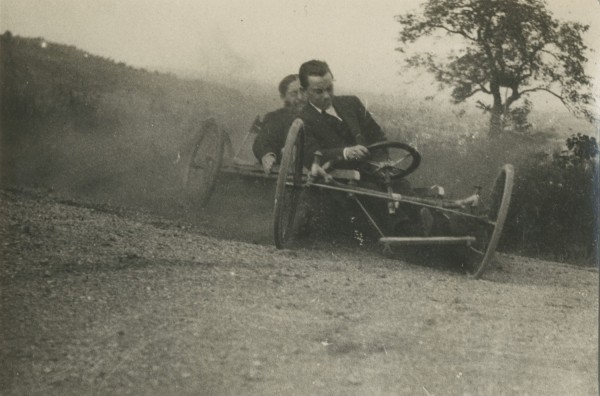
252 74 304 174
297 60 386 169
296 60 426 237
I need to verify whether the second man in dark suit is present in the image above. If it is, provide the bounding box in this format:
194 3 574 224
252 74 304 174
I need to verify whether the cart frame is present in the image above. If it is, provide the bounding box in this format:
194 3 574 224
185 117 514 278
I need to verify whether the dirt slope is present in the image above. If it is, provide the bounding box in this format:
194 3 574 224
0 188 597 396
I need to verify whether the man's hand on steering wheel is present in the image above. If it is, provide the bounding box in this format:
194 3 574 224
343 145 369 161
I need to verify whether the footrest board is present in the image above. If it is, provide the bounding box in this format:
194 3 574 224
379 236 476 246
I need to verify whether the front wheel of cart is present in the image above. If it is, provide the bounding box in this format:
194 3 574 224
464 164 514 278
184 118 225 208
273 119 306 249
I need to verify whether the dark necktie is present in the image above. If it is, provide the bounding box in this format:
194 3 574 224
322 109 353 143
321 109 341 123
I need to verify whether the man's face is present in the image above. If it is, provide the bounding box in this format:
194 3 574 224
304 72 334 110
282 79 304 110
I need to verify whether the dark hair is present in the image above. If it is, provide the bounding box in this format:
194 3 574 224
298 60 332 88
278 74 299 97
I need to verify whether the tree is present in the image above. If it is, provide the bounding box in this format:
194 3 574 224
396 0 595 136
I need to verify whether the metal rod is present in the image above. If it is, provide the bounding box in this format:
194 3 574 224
221 167 279 179
469 246 485 255
309 181 494 224
352 196 386 238
221 165 309 182
220 163 494 226
379 236 476 245
231 129 254 162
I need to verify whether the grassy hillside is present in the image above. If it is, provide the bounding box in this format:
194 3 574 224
1 31 597 264
0 32 275 208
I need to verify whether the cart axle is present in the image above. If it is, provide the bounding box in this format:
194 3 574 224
379 236 476 246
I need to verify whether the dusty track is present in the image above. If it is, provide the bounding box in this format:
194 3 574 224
0 186 597 396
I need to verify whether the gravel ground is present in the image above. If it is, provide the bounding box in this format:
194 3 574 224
0 187 597 395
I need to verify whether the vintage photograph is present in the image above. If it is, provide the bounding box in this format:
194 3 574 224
1 0 598 394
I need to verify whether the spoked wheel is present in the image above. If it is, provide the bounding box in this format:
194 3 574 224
184 118 225 208
464 164 514 278
273 119 306 249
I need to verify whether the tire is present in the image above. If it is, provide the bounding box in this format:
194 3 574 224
273 119 305 249
184 118 225 208
465 164 514 278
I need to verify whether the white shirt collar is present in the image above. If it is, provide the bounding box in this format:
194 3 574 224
309 101 342 121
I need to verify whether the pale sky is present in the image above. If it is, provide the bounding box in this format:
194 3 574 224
1 0 599 96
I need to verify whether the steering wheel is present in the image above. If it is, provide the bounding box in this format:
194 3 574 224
358 141 421 180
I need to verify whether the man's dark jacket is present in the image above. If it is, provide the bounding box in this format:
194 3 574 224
252 107 298 163
299 95 386 166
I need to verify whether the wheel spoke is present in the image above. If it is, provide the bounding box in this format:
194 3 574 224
364 160 385 171
390 153 413 167
469 246 485 255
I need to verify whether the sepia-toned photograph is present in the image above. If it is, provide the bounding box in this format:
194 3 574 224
1 0 598 394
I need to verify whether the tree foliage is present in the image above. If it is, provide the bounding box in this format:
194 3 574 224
396 0 595 136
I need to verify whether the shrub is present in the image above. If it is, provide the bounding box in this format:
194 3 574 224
385 120 598 265
503 133 599 264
